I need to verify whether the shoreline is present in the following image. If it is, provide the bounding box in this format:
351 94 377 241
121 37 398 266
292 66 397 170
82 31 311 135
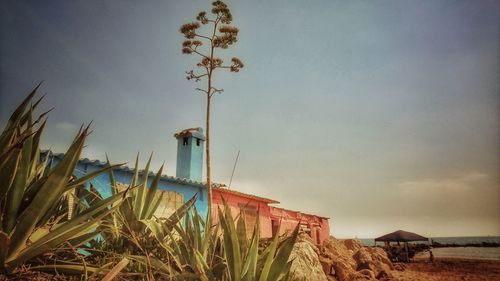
415 246 500 261
391 257 500 281
414 255 500 262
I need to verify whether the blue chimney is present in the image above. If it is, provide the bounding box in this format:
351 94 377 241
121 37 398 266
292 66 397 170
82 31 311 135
174 127 205 182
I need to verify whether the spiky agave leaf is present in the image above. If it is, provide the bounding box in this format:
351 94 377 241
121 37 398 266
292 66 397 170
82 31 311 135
7 125 89 258
0 82 41 155
218 203 242 281
134 152 152 219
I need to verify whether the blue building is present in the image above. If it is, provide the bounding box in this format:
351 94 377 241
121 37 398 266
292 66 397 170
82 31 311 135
45 127 212 218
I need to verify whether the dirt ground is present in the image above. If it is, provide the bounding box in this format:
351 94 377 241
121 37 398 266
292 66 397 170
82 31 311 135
391 258 500 281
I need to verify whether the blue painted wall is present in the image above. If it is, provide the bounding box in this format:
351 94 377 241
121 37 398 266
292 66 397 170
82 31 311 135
49 155 209 219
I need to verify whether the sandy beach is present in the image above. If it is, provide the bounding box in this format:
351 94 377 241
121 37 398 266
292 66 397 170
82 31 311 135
391 258 500 281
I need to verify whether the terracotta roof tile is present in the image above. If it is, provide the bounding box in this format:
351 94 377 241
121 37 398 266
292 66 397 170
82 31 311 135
214 187 280 204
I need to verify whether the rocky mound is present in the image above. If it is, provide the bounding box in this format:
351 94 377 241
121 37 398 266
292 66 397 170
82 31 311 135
289 233 329 281
320 237 395 281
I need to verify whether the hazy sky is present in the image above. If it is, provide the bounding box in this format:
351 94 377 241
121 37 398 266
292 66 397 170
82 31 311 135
1 0 499 238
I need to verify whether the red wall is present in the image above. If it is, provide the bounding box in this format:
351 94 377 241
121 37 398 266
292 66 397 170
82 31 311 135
211 189 330 244
212 189 273 238
270 207 330 245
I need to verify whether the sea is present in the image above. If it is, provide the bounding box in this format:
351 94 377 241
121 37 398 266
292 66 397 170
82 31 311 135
358 236 500 261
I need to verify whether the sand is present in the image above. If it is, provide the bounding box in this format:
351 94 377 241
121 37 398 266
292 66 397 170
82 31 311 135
390 257 500 281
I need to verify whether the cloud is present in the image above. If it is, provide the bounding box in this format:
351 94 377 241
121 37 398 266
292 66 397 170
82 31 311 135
55 122 77 132
398 172 490 193
393 172 499 220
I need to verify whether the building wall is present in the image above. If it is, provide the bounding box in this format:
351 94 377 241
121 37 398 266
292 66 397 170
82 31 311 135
51 157 209 219
47 154 329 243
212 189 273 238
270 207 330 245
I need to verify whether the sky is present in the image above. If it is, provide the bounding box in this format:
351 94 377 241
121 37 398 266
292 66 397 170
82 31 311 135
1 0 499 238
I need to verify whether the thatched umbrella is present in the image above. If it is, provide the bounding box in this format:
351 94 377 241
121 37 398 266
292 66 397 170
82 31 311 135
375 230 428 242
375 230 428 262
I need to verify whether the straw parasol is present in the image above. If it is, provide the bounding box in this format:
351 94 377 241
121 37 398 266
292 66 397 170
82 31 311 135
375 230 428 262
375 230 428 242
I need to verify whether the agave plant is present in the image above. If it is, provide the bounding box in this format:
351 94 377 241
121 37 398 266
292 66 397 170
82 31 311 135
0 84 126 274
147 201 299 281
218 203 298 281
84 154 198 278
98 157 299 280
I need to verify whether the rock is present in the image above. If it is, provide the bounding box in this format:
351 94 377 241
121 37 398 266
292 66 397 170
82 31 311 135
358 269 375 278
322 237 358 280
375 263 392 278
327 276 338 281
346 272 377 281
320 256 335 275
289 233 328 281
366 247 394 270
353 248 376 271
321 236 395 281
375 268 389 280
333 260 357 281
343 239 363 252
393 263 406 271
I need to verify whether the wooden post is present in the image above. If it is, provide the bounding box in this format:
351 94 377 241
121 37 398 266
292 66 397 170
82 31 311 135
405 242 409 262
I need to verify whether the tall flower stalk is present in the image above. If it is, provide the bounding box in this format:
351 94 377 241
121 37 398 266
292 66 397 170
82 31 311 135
180 1 244 220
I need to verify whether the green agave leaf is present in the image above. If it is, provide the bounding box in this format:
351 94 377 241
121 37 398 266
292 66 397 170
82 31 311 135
131 152 140 188
105 154 118 195
258 222 280 281
30 117 47 167
8 126 88 258
135 152 152 218
8 204 120 268
0 82 41 154
194 249 216 281
67 230 100 247
267 223 300 281
20 173 48 214
172 224 192 265
225 202 242 281
31 150 50 184
0 232 9 272
28 120 46 182
65 163 125 192
35 196 65 228
193 208 204 252
236 214 248 258
202 222 219 264
163 195 197 233
0 146 21 204
218 206 240 281
142 163 163 219
165 230 185 269
145 191 163 220
4 115 33 233
14 182 122 260
141 219 164 241
19 98 49 130
242 215 259 281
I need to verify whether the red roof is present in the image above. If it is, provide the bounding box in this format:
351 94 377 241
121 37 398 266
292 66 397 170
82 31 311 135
214 187 280 204
174 127 205 140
